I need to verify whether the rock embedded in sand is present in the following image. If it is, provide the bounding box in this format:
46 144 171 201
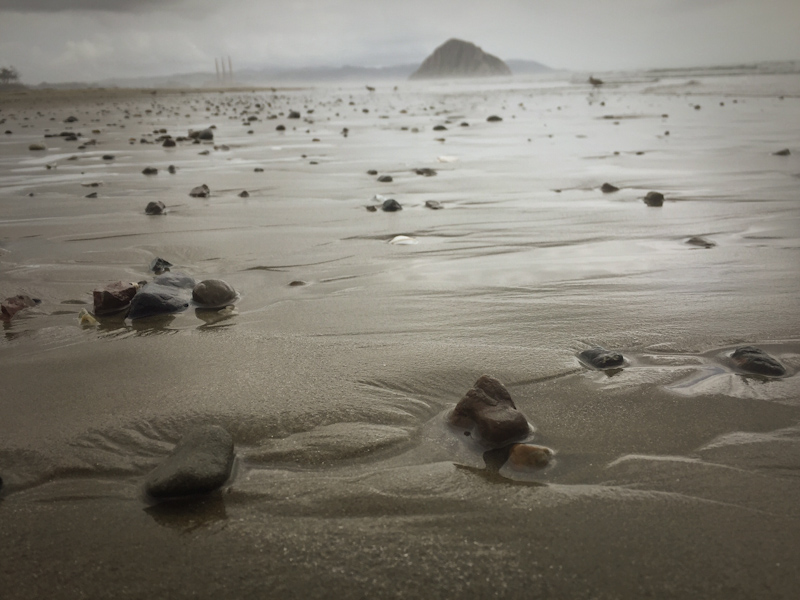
189 184 210 198
643 191 664 207
276 124 286 131
381 198 402 212
162 138 176 148
288 111 301 119
601 183 619 193
192 279 237 307
686 236 716 248
449 375 530 447
367 170 378 175
377 175 393 183
28 143 46 151
238 190 250 198
127 292 189 320
579 346 625 370
486 115 503 122
433 125 447 131
1 295 41 321
508 444 553 469
773 148 791 156
731 346 786 377
145 200 166 215
188 128 214 141
142 167 158 175
149 257 172 273
93 281 139 316
414 168 437 177
144 425 235 499
425 200 444 210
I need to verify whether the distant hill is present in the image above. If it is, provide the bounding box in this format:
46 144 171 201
506 59 552 75
410 39 511 80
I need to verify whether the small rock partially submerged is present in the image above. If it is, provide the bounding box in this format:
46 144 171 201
127 273 195 320
1 295 41 321
188 128 214 141
93 281 139 315
238 190 250 198
377 175 393 183
425 200 444 210
189 184 210 198
149 257 172 274
601 183 619 193
144 425 235 499
142 167 158 175
487 115 503 122
643 191 664 207
381 198 402 212
507 444 553 469
449 375 531 447
686 236 716 248
192 279 238 308
773 148 791 156
414 168 437 176
731 346 786 377
578 346 625 370
145 200 166 215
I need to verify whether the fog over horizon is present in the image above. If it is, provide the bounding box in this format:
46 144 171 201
1 0 799 85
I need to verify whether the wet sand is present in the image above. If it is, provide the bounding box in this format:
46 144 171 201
2 68 800 598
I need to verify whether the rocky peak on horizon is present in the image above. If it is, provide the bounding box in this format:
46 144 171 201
410 38 512 80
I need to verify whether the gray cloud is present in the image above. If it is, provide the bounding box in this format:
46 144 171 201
0 0 179 13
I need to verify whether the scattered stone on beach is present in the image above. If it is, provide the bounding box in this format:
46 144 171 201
153 272 196 289
188 128 214 141
377 175 393 183
85 192 98 199
731 346 786 377
142 167 158 175
579 346 626 370
508 444 553 469
773 148 791 156
238 190 250 198
1 295 41 321
102 154 115 161
589 76 604 86
145 200 166 215
367 170 378 175
192 279 237 307
414 168 437 177
686 236 716 248
28 143 46 151
189 184 210 198
150 257 173 274
448 375 531 447
64 115 78 123
433 125 447 131
144 425 235 499
288 111 301 119
127 291 189 320
381 198 402 212
389 235 417 245
276 124 286 131
601 183 619 193
93 281 139 316
487 115 503 122
162 138 176 148
168 165 177 174
643 191 664 207
425 200 444 210
288 280 307 287
365 205 377 212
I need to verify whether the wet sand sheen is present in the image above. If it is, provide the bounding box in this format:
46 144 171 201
2 67 800 598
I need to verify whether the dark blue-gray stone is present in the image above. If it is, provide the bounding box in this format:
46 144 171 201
144 425 235 499
731 346 785 377
127 291 189 320
579 347 625 370
381 199 402 212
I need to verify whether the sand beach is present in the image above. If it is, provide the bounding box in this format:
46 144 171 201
1 65 800 598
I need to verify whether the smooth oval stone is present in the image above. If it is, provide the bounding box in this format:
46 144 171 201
433 125 447 131
127 291 189 320
508 444 553 469
144 425 235 499
142 167 158 175
377 175 393 183
731 346 786 377
601 182 619 193
381 199 402 212
288 111 301 119
579 346 625 370
425 200 443 210
192 279 237 307
686 236 716 248
643 191 664 207
487 115 503 122
414 168 437 176
449 375 531 447
145 200 166 215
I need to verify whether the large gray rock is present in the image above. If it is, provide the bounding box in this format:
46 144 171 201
410 39 511 80
144 426 235 499
127 291 189 320
448 375 530 447
731 346 786 377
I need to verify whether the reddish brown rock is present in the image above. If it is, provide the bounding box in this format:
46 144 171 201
1 295 40 321
93 281 139 316
449 375 530 446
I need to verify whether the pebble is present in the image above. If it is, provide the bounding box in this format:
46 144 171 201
685 236 716 248
601 183 619 193
189 184 210 198
238 190 250 198
487 115 503 122
731 346 786 377
448 375 530 447
377 175 393 183
142 167 158 175
414 168 437 177
144 425 235 499
773 148 791 156
381 198 402 212
578 346 625 370
145 200 166 215
192 279 238 307
425 200 443 210
643 191 664 207
508 444 553 469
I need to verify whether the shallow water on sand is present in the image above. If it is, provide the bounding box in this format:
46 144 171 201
1 67 800 598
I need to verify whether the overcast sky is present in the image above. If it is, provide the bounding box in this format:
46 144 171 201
1 0 799 84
